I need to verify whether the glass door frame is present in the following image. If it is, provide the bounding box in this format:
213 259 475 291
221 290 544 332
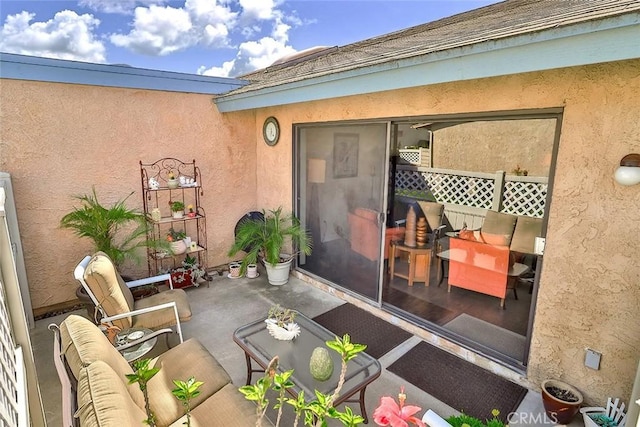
292 119 393 305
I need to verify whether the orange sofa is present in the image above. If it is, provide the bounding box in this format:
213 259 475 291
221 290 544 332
348 208 405 261
448 237 511 306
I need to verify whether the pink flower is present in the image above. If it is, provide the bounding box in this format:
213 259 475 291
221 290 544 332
373 387 426 427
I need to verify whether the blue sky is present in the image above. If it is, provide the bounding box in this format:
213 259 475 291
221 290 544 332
0 0 500 78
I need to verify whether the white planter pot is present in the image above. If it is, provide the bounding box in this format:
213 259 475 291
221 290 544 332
170 240 187 255
264 258 293 286
172 210 184 219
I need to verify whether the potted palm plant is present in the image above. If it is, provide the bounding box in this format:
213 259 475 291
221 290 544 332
60 188 165 310
228 207 312 285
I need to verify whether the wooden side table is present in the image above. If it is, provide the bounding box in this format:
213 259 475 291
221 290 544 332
389 240 432 286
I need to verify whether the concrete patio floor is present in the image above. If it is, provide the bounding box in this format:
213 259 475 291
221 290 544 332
31 271 583 426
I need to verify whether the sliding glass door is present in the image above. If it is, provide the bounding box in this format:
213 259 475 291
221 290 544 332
296 122 389 301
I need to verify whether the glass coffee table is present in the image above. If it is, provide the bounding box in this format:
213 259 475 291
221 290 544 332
233 311 381 422
115 327 157 362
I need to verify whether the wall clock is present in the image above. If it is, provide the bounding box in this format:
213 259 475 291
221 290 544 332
263 116 280 146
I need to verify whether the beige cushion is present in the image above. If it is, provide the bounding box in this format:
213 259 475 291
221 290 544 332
353 207 378 222
480 211 517 246
169 384 262 427
84 252 135 330
147 338 232 426
416 201 444 232
60 314 145 408
133 289 192 329
75 361 147 427
510 216 543 254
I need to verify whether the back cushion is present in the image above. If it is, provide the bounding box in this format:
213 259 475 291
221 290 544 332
354 208 378 222
416 201 444 232
84 252 134 329
510 216 543 254
480 211 517 246
76 361 147 427
60 315 145 408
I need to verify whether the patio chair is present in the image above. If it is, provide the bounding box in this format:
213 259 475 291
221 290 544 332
74 252 191 343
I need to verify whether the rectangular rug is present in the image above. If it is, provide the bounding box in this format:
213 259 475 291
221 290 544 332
312 303 413 359
387 341 527 422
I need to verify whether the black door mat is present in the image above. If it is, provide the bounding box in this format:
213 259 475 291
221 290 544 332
387 341 527 422
312 304 413 359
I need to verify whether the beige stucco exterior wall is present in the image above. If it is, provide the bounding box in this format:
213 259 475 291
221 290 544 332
0 79 257 312
247 60 640 404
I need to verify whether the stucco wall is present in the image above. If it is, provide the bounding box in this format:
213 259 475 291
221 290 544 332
0 80 257 312
251 60 640 404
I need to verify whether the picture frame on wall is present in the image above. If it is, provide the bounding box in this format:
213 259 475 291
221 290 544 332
333 133 359 178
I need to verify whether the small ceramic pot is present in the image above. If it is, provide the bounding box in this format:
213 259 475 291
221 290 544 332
247 264 258 278
167 178 179 189
172 210 184 219
229 262 242 278
170 240 187 255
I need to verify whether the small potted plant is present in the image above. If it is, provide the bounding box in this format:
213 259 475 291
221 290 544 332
264 305 300 340
170 254 206 288
167 228 187 254
228 207 312 286
167 171 179 189
541 379 584 425
169 200 185 219
186 204 196 218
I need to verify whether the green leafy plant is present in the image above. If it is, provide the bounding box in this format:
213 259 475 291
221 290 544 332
239 334 366 427
268 305 297 327
126 358 160 426
228 207 312 274
167 227 187 241
60 187 156 267
172 376 204 427
446 409 505 427
169 200 185 212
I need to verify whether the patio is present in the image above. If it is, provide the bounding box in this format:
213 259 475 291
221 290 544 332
32 269 582 426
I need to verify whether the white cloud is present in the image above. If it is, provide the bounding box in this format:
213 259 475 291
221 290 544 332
110 0 236 55
198 34 295 77
239 0 279 21
78 0 168 15
110 5 193 55
0 10 106 62
196 2 298 77
197 59 235 77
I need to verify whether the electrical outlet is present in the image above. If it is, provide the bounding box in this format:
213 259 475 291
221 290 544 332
585 348 601 370
534 237 546 255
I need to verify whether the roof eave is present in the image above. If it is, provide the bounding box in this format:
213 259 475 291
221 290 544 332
214 13 640 112
0 53 248 95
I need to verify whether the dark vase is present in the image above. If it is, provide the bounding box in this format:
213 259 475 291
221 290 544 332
541 379 584 424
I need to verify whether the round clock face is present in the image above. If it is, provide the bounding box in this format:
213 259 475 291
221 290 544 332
263 117 280 146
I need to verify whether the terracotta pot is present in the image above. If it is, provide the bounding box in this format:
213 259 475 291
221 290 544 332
541 379 584 425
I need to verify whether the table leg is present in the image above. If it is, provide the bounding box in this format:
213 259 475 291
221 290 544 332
244 352 252 385
423 253 431 286
389 243 396 279
408 252 416 287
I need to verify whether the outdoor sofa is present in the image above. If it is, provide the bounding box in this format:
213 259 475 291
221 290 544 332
55 314 263 426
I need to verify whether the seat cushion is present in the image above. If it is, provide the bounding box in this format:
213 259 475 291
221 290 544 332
169 383 263 427
480 211 517 246
84 252 135 330
133 289 192 329
60 314 145 408
147 338 232 426
76 361 147 427
416 201 444 232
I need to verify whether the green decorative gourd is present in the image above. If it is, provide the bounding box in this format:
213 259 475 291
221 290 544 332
309 347 334 381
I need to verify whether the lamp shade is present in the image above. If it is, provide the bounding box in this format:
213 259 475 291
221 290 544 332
308 158 326 183
614 153 640 186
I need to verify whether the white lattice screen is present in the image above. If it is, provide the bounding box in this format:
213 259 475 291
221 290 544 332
395 167 547 218
0 277 20 426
